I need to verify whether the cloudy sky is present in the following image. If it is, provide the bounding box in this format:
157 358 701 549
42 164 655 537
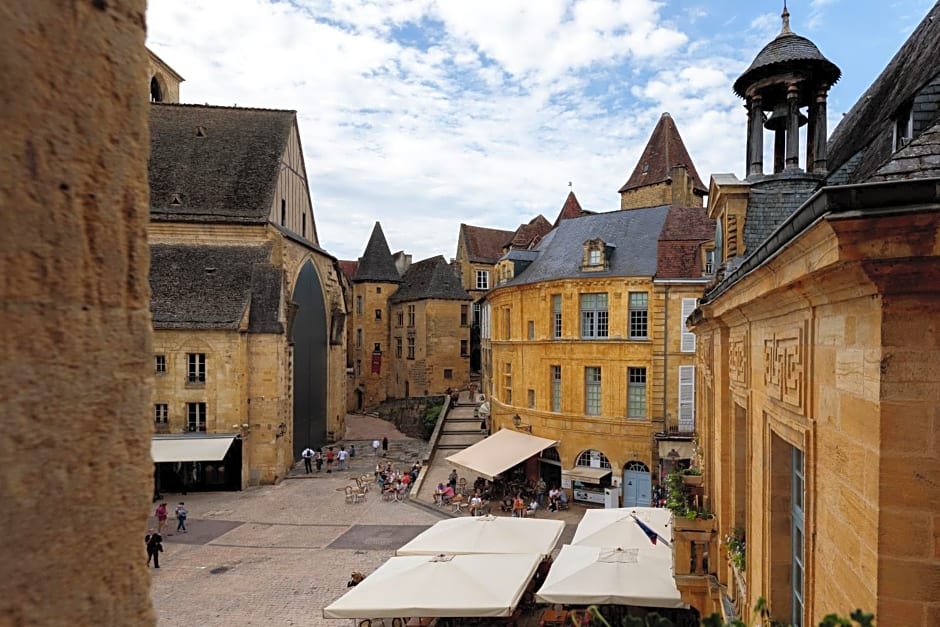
147 0 934 262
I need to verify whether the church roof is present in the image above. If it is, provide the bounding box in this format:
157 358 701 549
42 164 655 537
354 222 401 283
506 215 553 249
459 224 515 264
733 8 840 98
553 191 591 226
656 206 715 279
389 256 472 304
149 103 295 223
150 244 282 332
618 113 706 195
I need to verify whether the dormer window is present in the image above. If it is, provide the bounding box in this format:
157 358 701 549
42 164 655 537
704 247 715 275
893 103 913 151
581 238 610 272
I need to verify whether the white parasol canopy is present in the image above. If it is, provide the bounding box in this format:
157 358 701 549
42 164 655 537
323 553 542 619
535 544 686 608
445 428 558 480
396 515 565 558
572 507 673 550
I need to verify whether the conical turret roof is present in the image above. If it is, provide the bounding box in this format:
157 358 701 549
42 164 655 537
353 222 401 283
618 113 706 195
553 191 590 226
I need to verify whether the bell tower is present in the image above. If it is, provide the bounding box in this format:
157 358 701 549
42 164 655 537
733 3 841 178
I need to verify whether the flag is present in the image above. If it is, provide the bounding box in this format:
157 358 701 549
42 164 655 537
632 514 659 545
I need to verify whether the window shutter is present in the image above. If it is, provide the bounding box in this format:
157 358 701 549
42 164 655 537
680 298 697 352
678 365 695 432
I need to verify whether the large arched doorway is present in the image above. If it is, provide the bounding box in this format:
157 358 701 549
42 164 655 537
291 261 328 458
622 460 651 507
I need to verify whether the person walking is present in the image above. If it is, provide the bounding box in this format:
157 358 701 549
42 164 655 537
381 436 389 457
301 446 314 474
145 529 164 568
447 468 458 493
536 477 547 507
314 448 323 473
175 502 188 533
155 502 168 534
337 446 348 471
325 447 335 473
372 439 380 457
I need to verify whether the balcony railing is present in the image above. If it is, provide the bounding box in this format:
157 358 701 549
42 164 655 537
726 560 748 622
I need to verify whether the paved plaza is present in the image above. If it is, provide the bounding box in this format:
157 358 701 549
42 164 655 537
149 414 585 626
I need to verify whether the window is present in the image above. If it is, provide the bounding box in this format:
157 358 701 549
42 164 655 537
396 310 404 327
476 270 489 290
680 298 697 352
407 337 415 359
527 320 535 340
628 367 647 419
628 292 648 339
678 365 695 431
576 449 611 469
551 365 562 412
375 309 382 320
552 294 562 338
186 402 206 432
395 337 402 358
527 389 535 408
893 103 913 151
460 339 468 356
582 239 608 271
472 303 482 326
704 248 715 275
580 293 608 338
585 366 601 415
502 308 511 340
155 354 166 375
407 305 416 327
355 328 362 350
376 287 382 294
588 248 602 265
460 305 469 327
356 295 363 315
444 368 453 379
503 362 512 404
373 343 381 353
792 447 806 626
302 213 306 237
187 353 205 383
154 403 168 424
280 199 286 226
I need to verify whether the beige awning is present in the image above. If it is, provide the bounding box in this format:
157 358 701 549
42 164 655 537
563 466 612 483
658 440 695 460
445 429 558 480
151 435 236 463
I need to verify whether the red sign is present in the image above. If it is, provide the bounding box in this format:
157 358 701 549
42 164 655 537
371 352 382 374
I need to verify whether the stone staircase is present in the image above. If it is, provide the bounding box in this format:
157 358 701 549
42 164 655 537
436 402 485 450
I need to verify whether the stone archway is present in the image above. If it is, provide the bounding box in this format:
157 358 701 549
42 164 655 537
291 261 328 457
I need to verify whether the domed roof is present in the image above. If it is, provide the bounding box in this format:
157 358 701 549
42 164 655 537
733 9 841 98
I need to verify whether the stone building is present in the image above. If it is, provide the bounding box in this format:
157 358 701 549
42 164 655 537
148 48 183 104
678 5 940 625
343 223 472 410
480 114 714 507
148 84 347 488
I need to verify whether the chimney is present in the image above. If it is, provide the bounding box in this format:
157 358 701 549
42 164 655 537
670 165 692 207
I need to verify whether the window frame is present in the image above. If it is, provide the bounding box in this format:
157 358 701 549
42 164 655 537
627 367 647 419
186 401 207 432
584 366 602 416
407 305 416 328
475 269 490 290
551 365 562 412
552 294 562 339
407 337 415 360
186 353 206 384
155 354 166 375
154 403 168 424
580 293 609 339
628 292 649 340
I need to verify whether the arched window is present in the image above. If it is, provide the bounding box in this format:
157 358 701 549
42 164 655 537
150 76 163 102
625 460 649 472
575 449 611 469
540 447 560 462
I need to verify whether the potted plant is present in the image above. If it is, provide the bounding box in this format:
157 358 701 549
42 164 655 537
725 527 746 572
681 466 703 486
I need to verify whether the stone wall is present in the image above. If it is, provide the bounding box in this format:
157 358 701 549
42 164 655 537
373 397 444 440
0 1 154 624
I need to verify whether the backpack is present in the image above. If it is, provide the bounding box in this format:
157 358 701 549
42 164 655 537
176 507 187 519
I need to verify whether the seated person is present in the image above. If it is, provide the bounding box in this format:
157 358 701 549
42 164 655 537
526 499 539 517
511 494 526 518
558 489 569 509
548 487 560 511
468 492 484 516
400 472 412 488
440 485 455 505
433 482 446 505
347 571 365 587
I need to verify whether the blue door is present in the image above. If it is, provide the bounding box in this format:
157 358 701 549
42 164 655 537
622 461 651 507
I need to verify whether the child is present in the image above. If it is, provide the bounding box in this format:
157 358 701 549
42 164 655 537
175 502 188 533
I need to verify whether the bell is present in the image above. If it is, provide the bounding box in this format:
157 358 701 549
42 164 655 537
764 102 808 131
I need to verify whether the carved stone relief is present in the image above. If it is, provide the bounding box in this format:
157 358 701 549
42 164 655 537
729 330 748 388
763 324 806 413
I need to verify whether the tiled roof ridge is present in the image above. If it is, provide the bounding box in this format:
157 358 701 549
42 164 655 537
151 102 297 115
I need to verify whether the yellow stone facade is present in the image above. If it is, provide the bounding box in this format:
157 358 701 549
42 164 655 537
389 299 471 397
349 280 398 409
688 183 940 625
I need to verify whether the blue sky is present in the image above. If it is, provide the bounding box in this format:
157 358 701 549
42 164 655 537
147 0 935 262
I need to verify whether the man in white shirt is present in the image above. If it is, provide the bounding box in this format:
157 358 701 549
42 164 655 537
301 447 314 474
337 447 348 471
372 439 380 456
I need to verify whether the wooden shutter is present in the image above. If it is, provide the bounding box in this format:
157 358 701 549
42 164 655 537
678 365 695 432
680 298 697 352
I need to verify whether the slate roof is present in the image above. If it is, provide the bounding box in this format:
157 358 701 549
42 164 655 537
744 176 821 254
501 206 671 287
618 113 706 194
733 8 840 98
506 215 552 249
460 224 515 263
149 104 295 222
389 256 472 304
150 244 282 332
656 206 715 279
354 222 401 283
826 3 940 182
554 191 591 226
867 121 940 181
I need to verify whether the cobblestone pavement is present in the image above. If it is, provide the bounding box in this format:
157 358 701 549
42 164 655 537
150 414 589 626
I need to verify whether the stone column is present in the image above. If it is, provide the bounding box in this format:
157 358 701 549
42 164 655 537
0 1 154 625
773 129 786 174
748 95 764 177
813 86 829 173
785 84 801 171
